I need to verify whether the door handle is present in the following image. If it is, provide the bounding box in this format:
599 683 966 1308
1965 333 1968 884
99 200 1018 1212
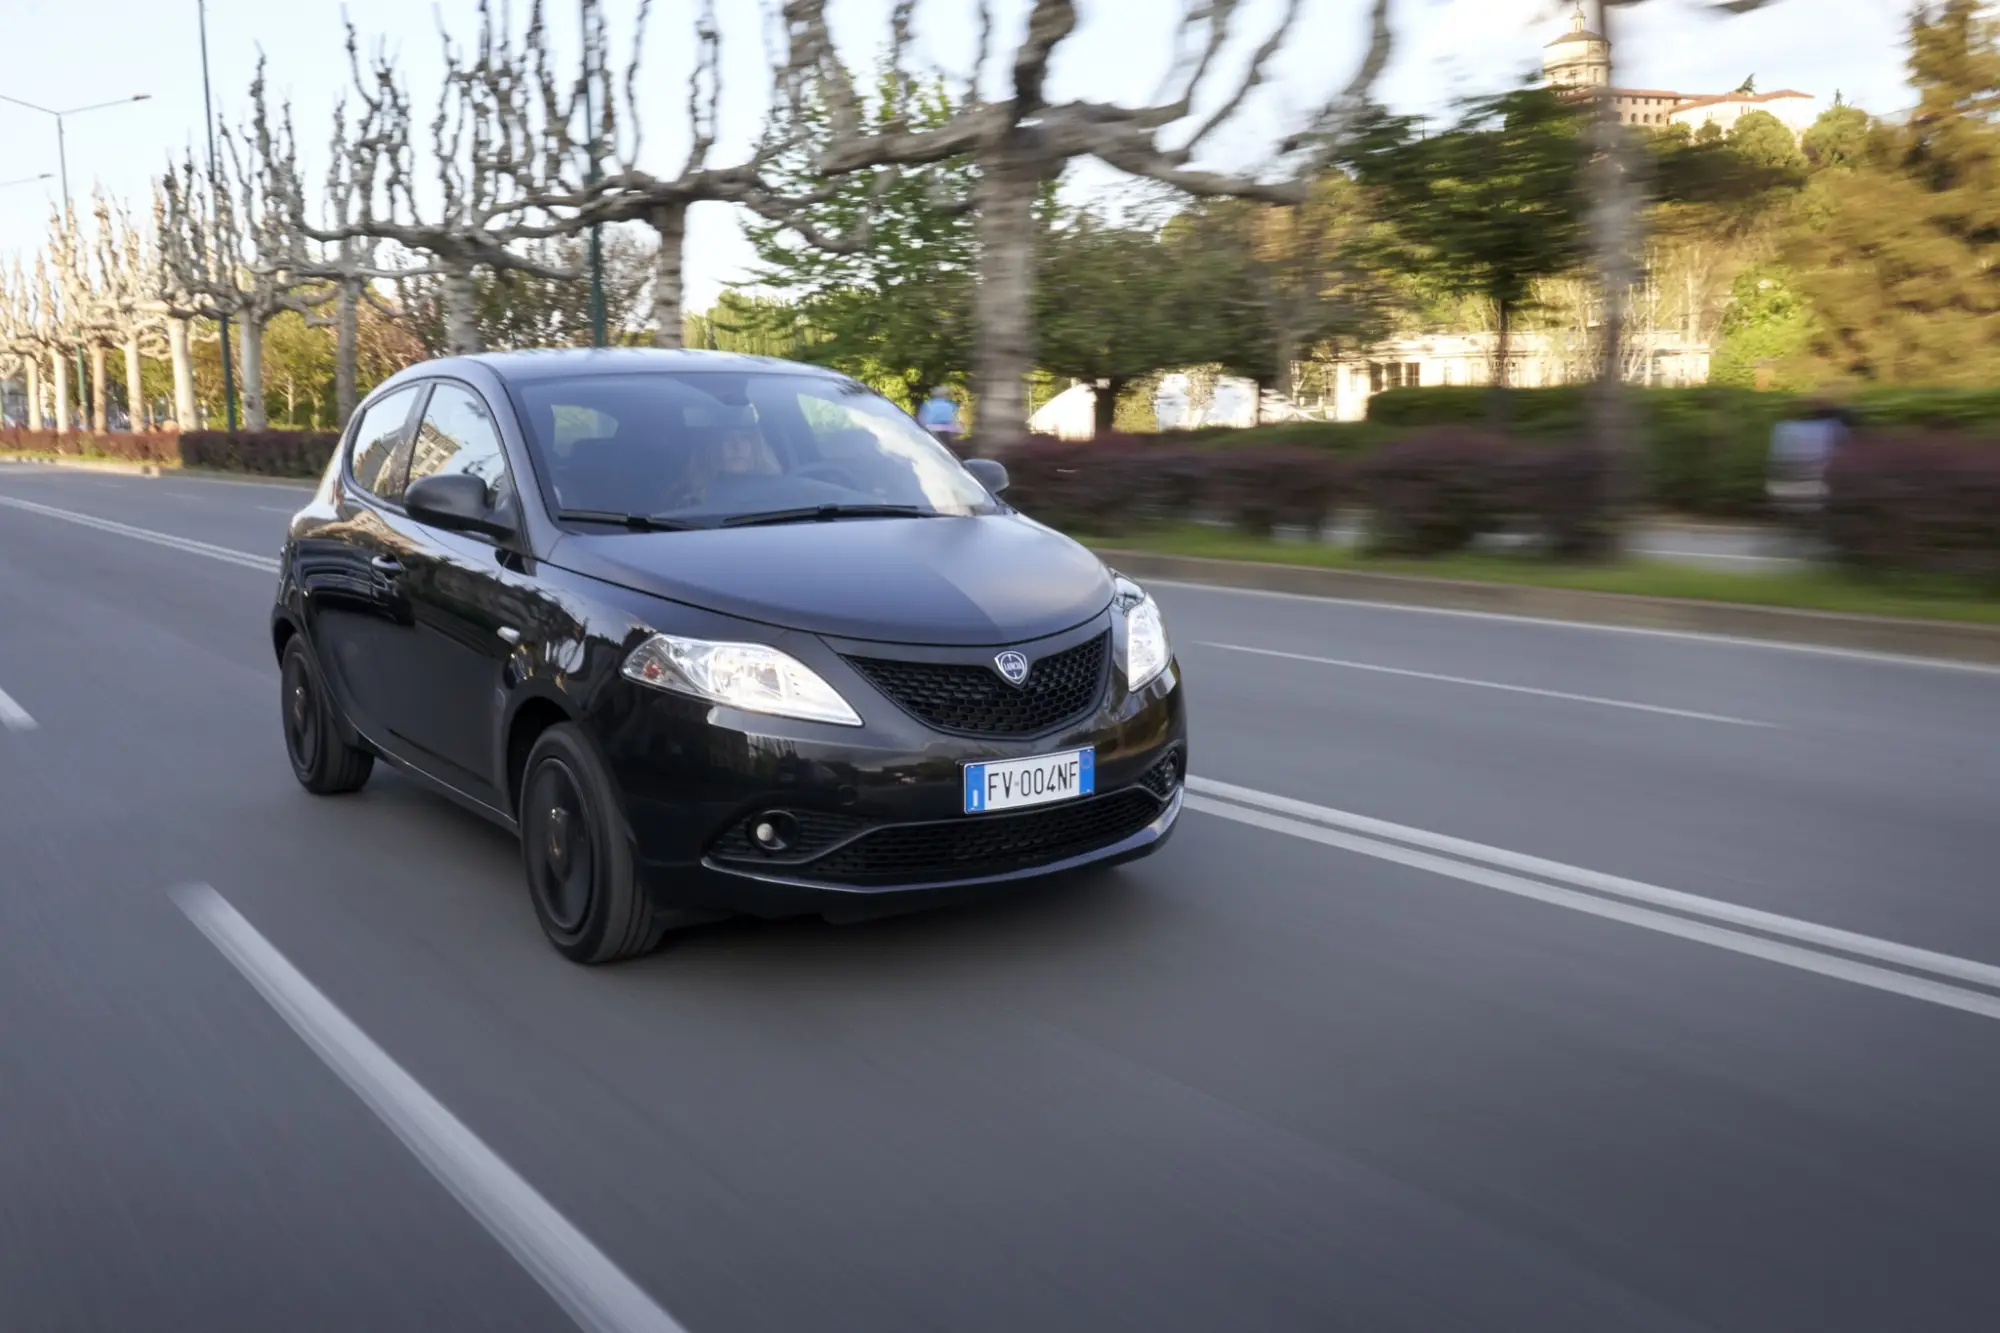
370 555 404 574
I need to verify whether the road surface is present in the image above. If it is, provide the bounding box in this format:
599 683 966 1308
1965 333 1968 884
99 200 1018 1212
2 461 1997 1333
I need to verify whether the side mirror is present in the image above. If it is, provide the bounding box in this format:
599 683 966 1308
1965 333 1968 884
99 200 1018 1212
963 457 1010 496
406 472 513 541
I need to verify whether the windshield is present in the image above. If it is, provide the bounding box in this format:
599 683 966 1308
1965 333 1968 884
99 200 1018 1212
511 371 997 526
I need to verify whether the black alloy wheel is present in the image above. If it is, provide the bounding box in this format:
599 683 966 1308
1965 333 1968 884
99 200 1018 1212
279 636 374 795
517 723 665 964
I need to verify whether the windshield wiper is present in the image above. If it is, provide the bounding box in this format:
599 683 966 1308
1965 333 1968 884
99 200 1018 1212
718 504 932 528
556 509 704 532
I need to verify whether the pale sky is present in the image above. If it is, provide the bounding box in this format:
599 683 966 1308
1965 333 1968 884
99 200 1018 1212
0 0 1913 314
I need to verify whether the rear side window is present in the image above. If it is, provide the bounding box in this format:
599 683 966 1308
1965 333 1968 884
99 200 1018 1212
408 383 512 508
348 387 420 501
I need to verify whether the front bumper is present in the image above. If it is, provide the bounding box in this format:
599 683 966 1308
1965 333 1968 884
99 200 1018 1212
585 619 1187 919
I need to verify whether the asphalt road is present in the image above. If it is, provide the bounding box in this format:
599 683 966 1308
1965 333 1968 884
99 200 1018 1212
3 460 1998 1333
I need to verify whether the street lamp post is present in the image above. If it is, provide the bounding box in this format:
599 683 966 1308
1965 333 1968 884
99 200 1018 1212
0 90 152 428
582 0 606 348
197 0 236 430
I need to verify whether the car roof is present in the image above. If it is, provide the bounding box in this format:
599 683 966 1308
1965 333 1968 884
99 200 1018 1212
408 348 847 385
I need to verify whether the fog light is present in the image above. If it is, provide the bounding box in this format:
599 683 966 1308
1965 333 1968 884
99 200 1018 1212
752 811 798 852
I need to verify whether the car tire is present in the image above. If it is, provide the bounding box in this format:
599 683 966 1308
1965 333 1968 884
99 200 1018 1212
280 636 374 795
518 723 665 965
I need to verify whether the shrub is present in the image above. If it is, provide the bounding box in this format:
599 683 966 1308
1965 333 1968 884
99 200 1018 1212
1359 430 1517 555
178 430 339 478
1360 428 1615 558
0 428 181 463
1825 433 2000 587
1004 436 1197 534
1204 446 1349 536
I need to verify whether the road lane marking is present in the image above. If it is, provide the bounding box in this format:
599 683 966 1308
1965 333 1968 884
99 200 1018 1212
172 884 689 1333
1197 642 1775 728
1187 778 2000 1020
0 494 279 573
1147 580 2000 677
0 680 35 731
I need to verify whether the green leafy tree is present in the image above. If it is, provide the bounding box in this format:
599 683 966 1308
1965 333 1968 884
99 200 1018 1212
1789 0 2000 383
1348 88 1590 406
1169 174 1391 412
1802 100 1872 170
743 79 977 410
1034 213 1213 435
1729 110 1806 171
1710 265 1814 387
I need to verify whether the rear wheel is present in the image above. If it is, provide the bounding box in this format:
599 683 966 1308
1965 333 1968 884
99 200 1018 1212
280 636 373 795
519 724 665 964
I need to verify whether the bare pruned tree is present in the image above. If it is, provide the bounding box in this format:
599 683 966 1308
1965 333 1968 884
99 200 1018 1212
501 0 872 348
159 59 328 429
268 93 427 426
320 3 591 355
775 0 1396 452
0 258 51 429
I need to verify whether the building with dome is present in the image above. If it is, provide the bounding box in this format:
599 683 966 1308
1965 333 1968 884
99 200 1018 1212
1542 4 1818 137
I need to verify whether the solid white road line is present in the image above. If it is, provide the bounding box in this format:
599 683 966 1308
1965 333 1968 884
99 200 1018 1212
1197 642 1776 728
172 884 688 1333
1187 778 2000 1019
0 493 279 573
0 680 36 731
1146 579 2000 677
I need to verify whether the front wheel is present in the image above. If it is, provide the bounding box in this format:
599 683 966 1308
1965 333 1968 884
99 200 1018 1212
519 724 665 964
280 636 374 795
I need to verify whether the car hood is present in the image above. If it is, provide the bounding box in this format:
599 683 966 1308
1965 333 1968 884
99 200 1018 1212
547 514 1114 646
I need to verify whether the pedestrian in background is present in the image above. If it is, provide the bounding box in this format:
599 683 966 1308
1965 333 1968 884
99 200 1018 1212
1767 396 1855 524
917 385 964 448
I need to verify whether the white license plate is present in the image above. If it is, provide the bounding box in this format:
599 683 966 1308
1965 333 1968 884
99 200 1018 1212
963 748 1095 814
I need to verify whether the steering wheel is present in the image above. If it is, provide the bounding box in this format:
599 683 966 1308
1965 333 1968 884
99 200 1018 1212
792 462 863 491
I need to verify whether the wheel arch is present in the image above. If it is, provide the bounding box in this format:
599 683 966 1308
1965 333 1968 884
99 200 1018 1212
504 692 580 818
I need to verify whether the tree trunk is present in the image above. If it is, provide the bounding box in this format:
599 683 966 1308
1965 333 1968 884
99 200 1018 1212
124 336 144 431
649 203 688 350
239 313 268 431
1093 375 1128 438
89 344 109 432
1588 0 1640 513
1488 298 1514 428
971 144 1043 457
52 348 71 432
442 267 483 355
169 317 196 431
25 355 42 430
334 281 360 428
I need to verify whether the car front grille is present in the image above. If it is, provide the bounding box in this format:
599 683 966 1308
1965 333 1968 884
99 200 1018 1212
844 632 1110 738
803 788 1164 885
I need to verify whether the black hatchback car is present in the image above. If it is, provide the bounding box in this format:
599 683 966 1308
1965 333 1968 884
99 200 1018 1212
272 350 1186 962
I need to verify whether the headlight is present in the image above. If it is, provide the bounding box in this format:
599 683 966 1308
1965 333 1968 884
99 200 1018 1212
621 634 862 726
1115 578 1171 690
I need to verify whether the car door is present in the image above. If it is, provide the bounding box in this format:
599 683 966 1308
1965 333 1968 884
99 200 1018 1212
298 384 428 747
372 379 536 805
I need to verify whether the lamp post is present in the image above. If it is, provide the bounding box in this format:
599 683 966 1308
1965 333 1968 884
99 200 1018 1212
0 91 152 425
0 173 55 189
197 0 236 430
581 0 606 347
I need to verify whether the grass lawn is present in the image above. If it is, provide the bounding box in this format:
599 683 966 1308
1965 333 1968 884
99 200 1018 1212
1086 525 2000 626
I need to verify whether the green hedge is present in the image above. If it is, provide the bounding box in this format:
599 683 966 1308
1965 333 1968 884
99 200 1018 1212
1354 386 2000 517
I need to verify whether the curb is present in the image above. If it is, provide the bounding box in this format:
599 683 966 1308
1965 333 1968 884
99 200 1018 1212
0 455 315 489
1094 548 2000 668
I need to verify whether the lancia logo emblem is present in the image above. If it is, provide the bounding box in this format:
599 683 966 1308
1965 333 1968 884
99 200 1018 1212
994 651 1031 686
